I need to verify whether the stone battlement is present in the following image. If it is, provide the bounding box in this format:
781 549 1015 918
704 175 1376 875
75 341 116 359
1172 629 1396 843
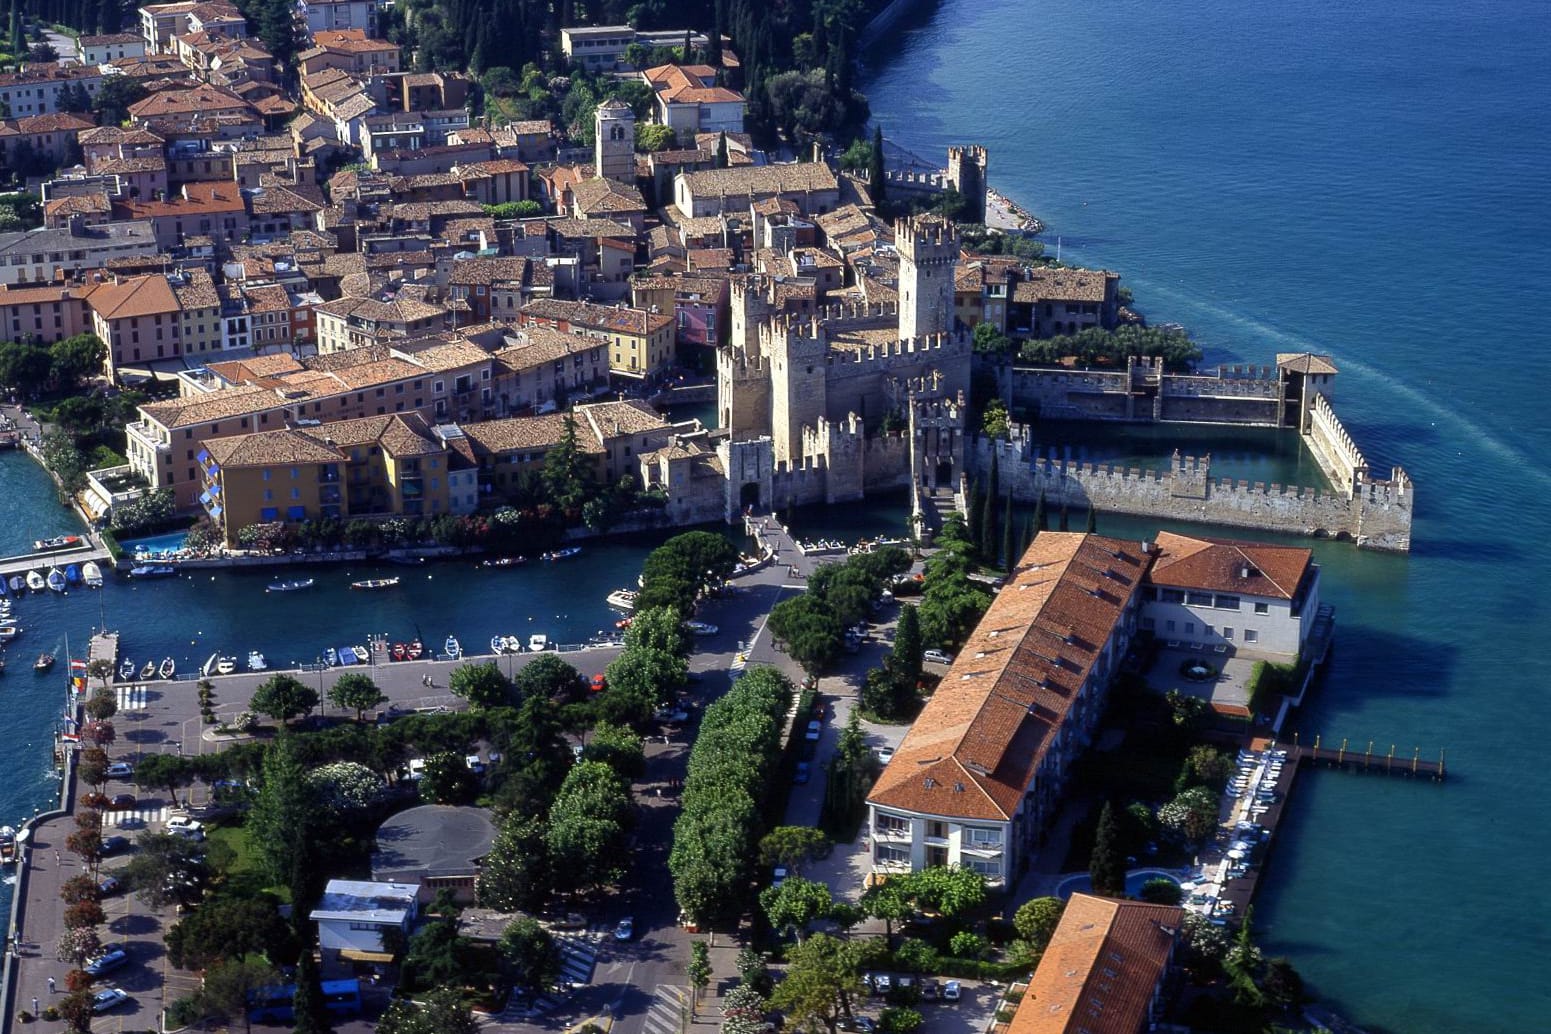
1304 393 1368 495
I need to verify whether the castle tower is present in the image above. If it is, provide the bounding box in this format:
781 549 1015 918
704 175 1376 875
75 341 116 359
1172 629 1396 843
895 214 959 341
594 98 635 183
946 145 988 224
765 317 829 467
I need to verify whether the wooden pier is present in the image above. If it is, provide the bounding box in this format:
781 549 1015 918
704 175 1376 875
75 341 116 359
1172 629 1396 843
0 542 114 582
87 631 119 672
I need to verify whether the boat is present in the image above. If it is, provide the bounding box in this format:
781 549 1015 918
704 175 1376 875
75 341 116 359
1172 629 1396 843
480 556 527 568
0 625 19 641
139 660 156 679
25 571 43 592
444 636 461 660
266 578 315 592
8 576 22 593
119 659 134 680
491 635 518 655
32 534 81 552
46 568 66 592
606 589 639 611
34 653 54 672
352 645 368 664
202 652 219 677
130 565 177 579
82 562 103 588
528 633 549 652
65 564 81 585
392 642 407 661
324 647 338 667
350 577 400 590
542 547 581 561
158 657 175 680
338 646 357 665
0 826 16 864
216 656 237 675
407 639 423 660
248 651 267 671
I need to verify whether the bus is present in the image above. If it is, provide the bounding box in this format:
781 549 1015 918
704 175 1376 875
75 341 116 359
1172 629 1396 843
247 978 362 1023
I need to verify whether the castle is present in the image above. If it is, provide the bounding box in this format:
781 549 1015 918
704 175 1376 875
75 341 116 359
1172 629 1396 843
714 214 973 518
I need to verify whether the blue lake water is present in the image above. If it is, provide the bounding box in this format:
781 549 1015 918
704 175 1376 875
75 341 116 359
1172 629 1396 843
863 0 1551 1029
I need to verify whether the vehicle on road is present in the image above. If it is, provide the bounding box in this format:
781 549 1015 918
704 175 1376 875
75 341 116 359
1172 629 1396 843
84 947 127 976
942 980 962 1002
109 794 136 810
166 815 204 840
793 761 810 784
591 672 607 692
100 835 129 855
865 973 891 995
98 875 122 895
105 762 133 779
91 988 130 1014
923 649 954 665
613 917 634 942
876 745 895 764
684 620 718 636
805 719 822 741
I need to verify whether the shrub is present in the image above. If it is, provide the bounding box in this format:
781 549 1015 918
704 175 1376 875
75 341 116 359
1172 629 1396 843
948 931 990 960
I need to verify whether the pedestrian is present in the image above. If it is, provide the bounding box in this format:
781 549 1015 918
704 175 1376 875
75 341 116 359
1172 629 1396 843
53 852 59 866
32 997 38 1016
47 977 55 993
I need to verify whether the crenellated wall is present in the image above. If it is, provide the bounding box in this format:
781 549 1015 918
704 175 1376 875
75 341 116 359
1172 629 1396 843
1005 356 1288 426
969 428 1414 551
1303 393 1367 496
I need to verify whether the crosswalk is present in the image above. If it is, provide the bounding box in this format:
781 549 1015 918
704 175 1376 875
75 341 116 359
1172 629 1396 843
115 685 149 711
498 930 602 1021
641 984 688 1034
105 805 168 828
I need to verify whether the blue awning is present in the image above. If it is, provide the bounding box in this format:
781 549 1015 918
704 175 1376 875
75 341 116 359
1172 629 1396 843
209 506 222 518
199 491 212 506
260 507 278 521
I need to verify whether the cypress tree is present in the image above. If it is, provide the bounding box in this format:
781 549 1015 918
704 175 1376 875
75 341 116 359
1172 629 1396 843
1001 492 1015 571
1089 802 1126 898
869 123 886 208
1034 489 1047 532
1059 500 1070 533
291 951 333 1034
710 0 723 68
965 477 984 554
981 452 999 562
892 603 922 681
715 130 728 169
1085 506 1097 534
683 26 693 63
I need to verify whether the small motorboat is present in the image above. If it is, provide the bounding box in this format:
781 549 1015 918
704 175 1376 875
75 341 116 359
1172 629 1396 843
65 564 81 585
248 651 267 671
490 635 510 655
528 633 549 653
542 547 581 561
444 636 461 660
0 625 19 641
158 657 176 680
685 620 719 637
325 647 339 667
82 562 103 588
139 660 156 679
407 640 424 660
33 534 81 552
216 657 237 675
202 652 220 677
350 577 401 590
266 578 314 592
606 589 639 611
338 646 357 665
34 653 54 672
119 659 134 680
8 576 23 593
25 571 44 592
391 642 407 661
130 565 177 579
480 556 527 568
46 568 66 592
352 645 369 664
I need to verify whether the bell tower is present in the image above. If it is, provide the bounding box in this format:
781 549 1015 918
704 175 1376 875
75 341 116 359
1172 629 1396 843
594 98 635 183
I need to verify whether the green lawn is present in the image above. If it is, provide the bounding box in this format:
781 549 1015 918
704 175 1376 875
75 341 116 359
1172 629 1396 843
205 822 289 903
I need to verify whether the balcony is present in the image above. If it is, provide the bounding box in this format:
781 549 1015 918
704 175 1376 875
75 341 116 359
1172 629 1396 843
872 825 912 843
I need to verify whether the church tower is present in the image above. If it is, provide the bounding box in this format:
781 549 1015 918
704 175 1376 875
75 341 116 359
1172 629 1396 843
895 214 959 340
594 98 635 183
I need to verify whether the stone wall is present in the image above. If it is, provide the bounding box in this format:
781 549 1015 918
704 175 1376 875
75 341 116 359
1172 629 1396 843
1303 393 1367 495
970 427 1413 551
1005 357 1287 427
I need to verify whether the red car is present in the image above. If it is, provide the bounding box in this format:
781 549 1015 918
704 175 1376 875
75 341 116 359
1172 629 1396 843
591 673 607 692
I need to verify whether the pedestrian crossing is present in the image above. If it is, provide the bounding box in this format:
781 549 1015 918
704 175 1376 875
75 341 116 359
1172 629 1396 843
497 930 602 1021
641 984 688 1034
115 685 149 711
105 805 168 828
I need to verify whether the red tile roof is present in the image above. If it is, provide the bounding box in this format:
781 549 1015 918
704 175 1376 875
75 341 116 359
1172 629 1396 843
1146 531 1311 601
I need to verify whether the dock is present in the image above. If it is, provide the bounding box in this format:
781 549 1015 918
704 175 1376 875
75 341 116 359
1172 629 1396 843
0 542 113 582
88 631 119 672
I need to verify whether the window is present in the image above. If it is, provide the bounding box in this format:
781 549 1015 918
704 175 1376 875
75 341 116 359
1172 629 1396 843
1254 602 1270 614
1162 588 1185 603
1243 629 1259 643
875 814 909 835
1186 591 1214 606
1222 627 1234 639
1165 619 1175 632
966 827 1002 847
263 489 273 501
874 844 910 864
1184 622 1195 634
290 467 299 479
1216 594 1240 610
291 488 301 500
262 468 271 480
965 858 1001 877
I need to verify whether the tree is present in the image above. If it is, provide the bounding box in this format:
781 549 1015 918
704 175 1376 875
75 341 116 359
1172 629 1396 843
1001 493 1015 570
582 721 646 779
768 594 842 675
400 917 479 993
448 661 513 710
135 752 193 806
981 398 1010 438
515 653 588 702
760 876 832 941
547 760 632 893
250 674 319 726
478 814 551 913
91 74 146 125
688 940 713 1015
55 927 100 968
307 760 385 814
82 720 114 749
1138 878 1183 905
1089 801 1126 897
57 990 95 1034
48 333 106 387
200 956 281 1033
248 737 325 917
634 121 676 152
1013 896 1065 954
78 747 108 789
376 987 479 1034
166 897 290 969
28 41 57 62
982 451 999 560
0 340 51 396
868 124 886 208
859 882 911 946
328 672 386 721
891 603 922 681
1158 785 1221 845
292 950 333 1034
499 917 562 994
63 899 105 929
85 659 116 692
964 478 984 555
715 130 729 168
540 415 593 514
903 866 986 919
769 933 863 1034
758 826 830 871
420 751 478 805
121 832 205 909
83 686 117 722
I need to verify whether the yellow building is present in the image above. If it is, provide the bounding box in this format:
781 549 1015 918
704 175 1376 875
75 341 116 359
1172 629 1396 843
518 298 676 380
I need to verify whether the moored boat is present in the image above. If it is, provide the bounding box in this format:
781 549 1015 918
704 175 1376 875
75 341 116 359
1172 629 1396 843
0 624 19 641
248 651 267 671
266 578 315 592
65 564 80 585
158 657 176 680
352 645 368 664
528 633 549 652
46 568 66 592
34 653 54 672
0 825 16 863
120 659 134 680
139 660 156 679
391 642 407 661
25 571 44 592
33 534 81 552
542 546 581 561
338 647 357 665
82 561 103 588
202 652 220 677
350 577 401 590
444 636 461 660
325 647 338 667
8 576 23 593
407 639 423 660
480 556 527 568
130 565 177 579
606 589 639 611
216 656 237 675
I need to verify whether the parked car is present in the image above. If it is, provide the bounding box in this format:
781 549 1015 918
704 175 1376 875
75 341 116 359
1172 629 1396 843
842 1018 876 1033
920 979 939 1001
84 946 127 976
91 988 129 1014
875 745 896 764
99 835 129 856
165 816 204 840
591 672 607 692
772 866 788 889
109 794 136 810
805 720 822 741
923 649 954 665
97 875 122 896
545 912 587 931
942 980 961 1002
613 917 635 942
868 973 892 995
793 762 811 785
105 762 133 779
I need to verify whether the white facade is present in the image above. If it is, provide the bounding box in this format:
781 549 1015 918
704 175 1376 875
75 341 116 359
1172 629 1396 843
78 36 147 64
300 0 378 34
1140 566 1319 661
311 879 417 955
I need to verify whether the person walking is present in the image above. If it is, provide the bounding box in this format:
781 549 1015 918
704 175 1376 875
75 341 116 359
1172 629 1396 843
47 977 56 993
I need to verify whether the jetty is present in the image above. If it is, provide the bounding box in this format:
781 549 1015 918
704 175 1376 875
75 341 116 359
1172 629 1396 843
0 541 113 582
87 631 119 672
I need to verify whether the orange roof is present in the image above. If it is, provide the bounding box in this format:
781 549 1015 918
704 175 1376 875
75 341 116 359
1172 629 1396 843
86 274 181 320
127 82 249 118
868 533 1144 821
113 180 244 219
1011 894 1182 1034
1146 531 1312 601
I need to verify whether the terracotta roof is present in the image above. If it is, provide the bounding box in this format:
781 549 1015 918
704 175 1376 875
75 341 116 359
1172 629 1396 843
642 63 745 105
127 82 249 117
113 180 244 220
309 29 400 53
571 175 648 214
458 414 602 455
868 533 1145 822
1146 531 1312 601
1275 352 1338 375
86 274 181 319
576 399 669 440
1011 894 1182 1034
520 298 671 337
140 383 278 429
205 425 343 466
546 217 636 239
493 325 600 370
44 194 112 216
91 156 167 175
79 32 143 46
678 162 838 202
1010 267 1114 304
7 113 95 134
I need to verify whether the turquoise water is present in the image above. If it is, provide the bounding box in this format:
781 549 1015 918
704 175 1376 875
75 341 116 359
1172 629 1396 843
1056 869 1182 900
863 1 1551 1030
119 530 190 553
0 450 84 557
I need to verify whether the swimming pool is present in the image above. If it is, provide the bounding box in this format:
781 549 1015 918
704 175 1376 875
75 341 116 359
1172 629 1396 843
119 529 189 553
1055 869 1182 900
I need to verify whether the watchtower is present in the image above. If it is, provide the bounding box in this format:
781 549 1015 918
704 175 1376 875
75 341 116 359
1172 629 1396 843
594 98 635 183
946 145 988 224
895 214 958 341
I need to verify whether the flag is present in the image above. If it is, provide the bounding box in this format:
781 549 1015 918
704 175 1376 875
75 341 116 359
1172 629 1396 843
69 659 87 675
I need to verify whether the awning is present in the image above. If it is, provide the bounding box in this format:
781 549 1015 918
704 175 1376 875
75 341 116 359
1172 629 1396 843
337 949 396 963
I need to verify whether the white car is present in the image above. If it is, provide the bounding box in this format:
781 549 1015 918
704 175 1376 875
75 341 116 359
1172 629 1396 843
105 762 133 779
165 816 204 840
876 745 896 764
613 917 634 942
91 988 130 1014
942 980 962 1002
923 649 955 665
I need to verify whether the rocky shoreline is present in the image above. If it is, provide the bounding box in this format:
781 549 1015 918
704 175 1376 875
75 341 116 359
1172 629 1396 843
986 186 1045 235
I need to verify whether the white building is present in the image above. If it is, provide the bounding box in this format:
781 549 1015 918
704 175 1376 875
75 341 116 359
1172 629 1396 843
560 25 709 72
866 532 1146 886
298 0 379 34
76 33 147 65
641 64 744 143
310 879 418 964
1139 531 1320 662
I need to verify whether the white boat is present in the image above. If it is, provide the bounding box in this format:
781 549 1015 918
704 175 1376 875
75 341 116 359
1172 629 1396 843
0 625 19 641
26 571 45 592
352 645 368 664
247 651 267 671
82 561 103 588
325 647 338 667
46 568 66 592
542 546 581 561
215 657 237 675
444 635 461 660
490 635 507 655
606 589 639 611
266 578 314 592
350 577 400 591
202 652 220 677
528 633 549 653
158 657 176 679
